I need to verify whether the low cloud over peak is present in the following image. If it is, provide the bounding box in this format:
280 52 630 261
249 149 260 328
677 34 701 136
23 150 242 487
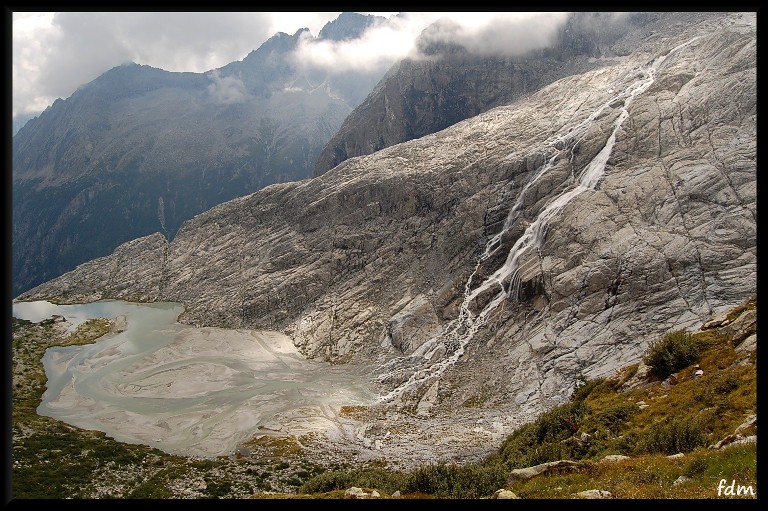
290 12 571 76
13 12 573 119
416 12 570 57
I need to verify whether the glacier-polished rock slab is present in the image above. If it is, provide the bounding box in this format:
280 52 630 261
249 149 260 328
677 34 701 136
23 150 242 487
15 300 376 458
17 13 756 439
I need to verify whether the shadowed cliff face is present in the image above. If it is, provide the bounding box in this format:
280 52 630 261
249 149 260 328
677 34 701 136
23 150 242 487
19 12 756 420
11 14 388 298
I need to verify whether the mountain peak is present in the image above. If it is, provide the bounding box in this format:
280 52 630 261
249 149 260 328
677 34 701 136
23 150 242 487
318 11 384 41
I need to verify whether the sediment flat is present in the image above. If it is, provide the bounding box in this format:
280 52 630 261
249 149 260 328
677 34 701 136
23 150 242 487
40 324 377 458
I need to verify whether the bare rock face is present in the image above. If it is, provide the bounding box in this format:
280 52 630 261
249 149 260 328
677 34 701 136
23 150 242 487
33 232 169 304
387 294 443 355
19 13 756 424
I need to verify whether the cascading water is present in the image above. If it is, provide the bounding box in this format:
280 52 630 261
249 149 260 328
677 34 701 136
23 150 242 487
377 36 701 403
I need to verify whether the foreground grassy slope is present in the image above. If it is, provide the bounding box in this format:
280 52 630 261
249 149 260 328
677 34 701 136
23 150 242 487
11 296 755 499
274 296 757 499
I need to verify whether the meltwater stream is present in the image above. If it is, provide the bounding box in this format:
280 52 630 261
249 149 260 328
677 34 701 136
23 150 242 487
13 299 376 458
378 36 702 402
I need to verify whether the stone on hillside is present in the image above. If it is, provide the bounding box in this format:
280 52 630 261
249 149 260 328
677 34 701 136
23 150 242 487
494 489 521 499
562 432 591 448
735 334 756 353
735 414 757 435
600 454 630 463
718 309 756 345
711 414 757 449
711 434 757 450
572 489 612 499
509 460 591 482
345 487 369 499
702 314 730 329
619 361 652 391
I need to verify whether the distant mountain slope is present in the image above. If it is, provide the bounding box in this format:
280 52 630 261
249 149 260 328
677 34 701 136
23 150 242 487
12 13 387 297
313 12 717 176
12 112 37 136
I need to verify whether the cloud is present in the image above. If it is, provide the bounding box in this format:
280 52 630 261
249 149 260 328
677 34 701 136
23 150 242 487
291 13 425 74
12 12 60 116
206 70 248 104
12 12 572 119
12 12 330 117
289 12 571 76
417 12 570 56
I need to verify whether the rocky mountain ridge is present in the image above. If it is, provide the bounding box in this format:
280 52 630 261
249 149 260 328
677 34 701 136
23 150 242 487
18 11 756 440
12 12 388 296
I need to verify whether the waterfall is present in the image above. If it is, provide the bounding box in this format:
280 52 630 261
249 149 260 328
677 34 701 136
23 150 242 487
377 36 701 403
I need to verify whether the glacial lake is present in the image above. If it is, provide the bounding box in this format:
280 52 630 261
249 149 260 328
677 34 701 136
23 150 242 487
12 299 377 458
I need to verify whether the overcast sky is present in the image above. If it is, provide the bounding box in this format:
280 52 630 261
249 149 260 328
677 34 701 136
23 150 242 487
12 12 570 119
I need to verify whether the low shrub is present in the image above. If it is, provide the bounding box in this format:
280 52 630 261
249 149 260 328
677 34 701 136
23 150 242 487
590 402 639 434
571 376 606 402
496 400 587 468
533 400 586 444
643 330 701 379
403 462 507 498
299 468 405 495
635 417 707 455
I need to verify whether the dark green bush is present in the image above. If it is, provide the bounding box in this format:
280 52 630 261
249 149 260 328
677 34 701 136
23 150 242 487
299 470 355 493
204 478 233 498
643 330 701 379
299 468 405 495
496 422 538 468
526 442 575 467
635 417 707 455
533 400 586 444
127 479 173 499
571 376 606 402
496 400 587 468
403 462 508 498
591 402 639 434
301 462 507 498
